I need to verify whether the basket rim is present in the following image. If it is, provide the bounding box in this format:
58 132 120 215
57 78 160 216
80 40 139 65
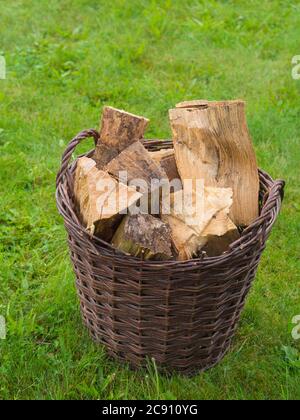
56 133 285 268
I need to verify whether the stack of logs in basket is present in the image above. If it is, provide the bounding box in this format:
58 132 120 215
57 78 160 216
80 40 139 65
74 100 259 261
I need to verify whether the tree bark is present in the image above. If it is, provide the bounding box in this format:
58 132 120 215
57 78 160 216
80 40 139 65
169 100 259 226
112 214 173 260
94 106 149 168
104 141 168 195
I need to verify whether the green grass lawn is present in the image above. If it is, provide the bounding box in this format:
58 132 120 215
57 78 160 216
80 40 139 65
0 0 300 400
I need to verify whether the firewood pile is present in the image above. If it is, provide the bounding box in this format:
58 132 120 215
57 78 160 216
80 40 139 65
74 100 259 261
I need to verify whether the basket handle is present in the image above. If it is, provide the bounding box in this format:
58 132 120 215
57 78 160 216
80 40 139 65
56 129 100 188
261 178 285 215
275 178 285 202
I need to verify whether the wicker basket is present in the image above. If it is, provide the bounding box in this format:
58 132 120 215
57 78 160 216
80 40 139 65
56 129 285 375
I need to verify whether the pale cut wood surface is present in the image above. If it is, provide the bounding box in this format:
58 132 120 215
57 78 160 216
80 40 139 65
74 157 142 241
162 186 237 260
149 149 175 163
94 106 149 168
169 100 259 226
112 214 173 260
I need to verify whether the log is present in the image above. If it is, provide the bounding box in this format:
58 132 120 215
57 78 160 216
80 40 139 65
111 214 173 260
201 228 240 257
104 141 168 196
94 106 149 168
160 155 181 185
149 148 175 163
198 205 240 257
93 143 119 169
161 186 238 260
74 157 142 241
149 149 181 184
169 100 259 227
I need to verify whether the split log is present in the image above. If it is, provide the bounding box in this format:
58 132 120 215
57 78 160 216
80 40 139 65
161 186 238 260
74 157 142 241
149 149 181 184
149 148 175 163
198 205 240 257
160 154 181 185
201 229 240 257
94 106 149 168
112 214 173 260
169 100 259 226
93 143 119 169
104 140 168 196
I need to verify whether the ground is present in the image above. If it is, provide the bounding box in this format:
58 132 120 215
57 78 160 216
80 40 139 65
0 0 299 400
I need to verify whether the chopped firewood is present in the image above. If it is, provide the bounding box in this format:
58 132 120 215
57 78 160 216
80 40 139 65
93 143 119 169
198 206 240 257
201 228 240 257
112 214 173 260
149 148 175 163
94 106 149 168
104 141 168 195
161 186 238 260
160 155 181 185
169 100 259 226
150 149 181 184
74 157 142 241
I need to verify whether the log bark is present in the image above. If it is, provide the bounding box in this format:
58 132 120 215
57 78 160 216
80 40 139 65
169 100 259 227
161 186 238 260
112 214 173 260
104 141 168 195
94 106 149 168
74 157 142 241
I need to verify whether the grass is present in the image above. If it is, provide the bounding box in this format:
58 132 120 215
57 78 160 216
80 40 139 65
0 0 300 400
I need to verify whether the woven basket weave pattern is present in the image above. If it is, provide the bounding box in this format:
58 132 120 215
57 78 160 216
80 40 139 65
56 129 285 375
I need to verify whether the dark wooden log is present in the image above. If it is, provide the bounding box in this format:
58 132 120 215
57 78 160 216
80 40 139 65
112 214 173 260
94 106 149 168
104 141 168 195
150 149 181 184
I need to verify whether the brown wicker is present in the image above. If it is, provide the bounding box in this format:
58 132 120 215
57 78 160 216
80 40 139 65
56 129 285 375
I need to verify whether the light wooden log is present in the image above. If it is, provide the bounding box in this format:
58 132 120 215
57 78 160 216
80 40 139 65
112 214 173 260
94 106 149 168
74 157 142 241
149 149 175 163
169 100 259 227
161 186 238 260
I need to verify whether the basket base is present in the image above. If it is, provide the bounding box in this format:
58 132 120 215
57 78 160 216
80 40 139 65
83 313 233 376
